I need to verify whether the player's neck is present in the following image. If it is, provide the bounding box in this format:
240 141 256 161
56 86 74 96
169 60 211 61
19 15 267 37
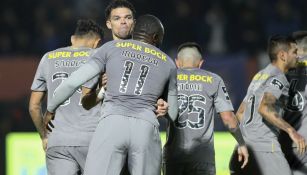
181 65 198 69
271 61 287 73
71 40 90 48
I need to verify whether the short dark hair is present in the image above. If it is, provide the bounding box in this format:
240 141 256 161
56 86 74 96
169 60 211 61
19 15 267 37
292 31 307 41
177 42 203 55
267 34 295 62
132 14 164 47
74 19 104 38
105 0 136 20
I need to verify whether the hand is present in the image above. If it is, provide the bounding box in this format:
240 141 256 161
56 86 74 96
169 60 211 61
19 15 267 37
100 73 107 90
42 137 48 152
44 111 55 133
155 99 168 117
237 145 249 169
288 129 306 155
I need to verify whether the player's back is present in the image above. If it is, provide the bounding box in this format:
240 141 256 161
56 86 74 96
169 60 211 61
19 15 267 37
32 46 100 147
241 64 289 152
91 39 176 126
163 68 233 163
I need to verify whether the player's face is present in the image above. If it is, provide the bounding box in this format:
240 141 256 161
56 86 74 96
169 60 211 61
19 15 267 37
286 43 298 69
106 7 135 40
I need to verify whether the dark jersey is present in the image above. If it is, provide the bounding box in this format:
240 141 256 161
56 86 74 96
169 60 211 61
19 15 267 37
282 56 307 145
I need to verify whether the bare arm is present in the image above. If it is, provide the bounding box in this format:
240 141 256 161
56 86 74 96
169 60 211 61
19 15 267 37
29 91 48 151
236 101 246 122
221 111 249 168
81 73 107 110
259 92 306 154
220 111 249 168
29 91 46 139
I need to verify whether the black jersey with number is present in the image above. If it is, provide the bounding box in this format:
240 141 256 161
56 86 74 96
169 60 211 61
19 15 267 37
283 56 307 143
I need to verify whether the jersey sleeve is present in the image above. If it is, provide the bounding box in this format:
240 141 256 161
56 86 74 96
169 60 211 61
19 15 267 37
166 66 178 122
82 49 100 89
31 54 48 91
263 75 289 99
214 77 234 113
82 75 100 89
86 42 113 72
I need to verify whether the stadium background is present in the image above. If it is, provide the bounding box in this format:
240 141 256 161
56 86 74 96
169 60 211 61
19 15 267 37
1 0 307 174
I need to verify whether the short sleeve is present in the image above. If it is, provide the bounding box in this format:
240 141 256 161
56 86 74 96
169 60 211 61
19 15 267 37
263 75 289 99
214 77 234 113
31 54 48 91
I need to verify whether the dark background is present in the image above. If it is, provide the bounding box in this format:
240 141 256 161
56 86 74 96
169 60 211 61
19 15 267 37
1 0 307 174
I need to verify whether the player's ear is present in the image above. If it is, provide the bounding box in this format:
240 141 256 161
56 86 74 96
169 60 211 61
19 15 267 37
71 35 76 46
278 50 286 62
175 58 182 68
106 20 112 29
93 38 101 49
175 58 180 67
198 60 204 68
152 33 159 46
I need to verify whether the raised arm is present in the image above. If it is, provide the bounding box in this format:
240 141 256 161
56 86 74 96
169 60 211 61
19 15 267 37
81 73 107 110
259 92 306 154
47 63 101 113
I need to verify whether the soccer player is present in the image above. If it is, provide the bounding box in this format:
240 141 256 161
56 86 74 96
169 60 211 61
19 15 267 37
229 35 306 175
81 2 168 174
82 0 168 115
279 31 307 175
44 14 178 175
29 19 103 175
81 0 137 107
105 0 135 40
162 42 249 175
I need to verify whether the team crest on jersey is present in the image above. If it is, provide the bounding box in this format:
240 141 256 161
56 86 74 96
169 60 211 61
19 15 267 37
270 78 284 90
286 91 304 111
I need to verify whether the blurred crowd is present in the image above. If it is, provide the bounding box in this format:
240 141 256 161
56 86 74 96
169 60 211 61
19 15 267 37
1 0 307 57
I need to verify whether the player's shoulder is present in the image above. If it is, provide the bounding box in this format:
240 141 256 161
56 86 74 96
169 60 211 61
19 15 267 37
166 55 176 68
261 65 289 90
268 67 288 84
40 46 67 61
199 69 224 81
95 40 120 53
